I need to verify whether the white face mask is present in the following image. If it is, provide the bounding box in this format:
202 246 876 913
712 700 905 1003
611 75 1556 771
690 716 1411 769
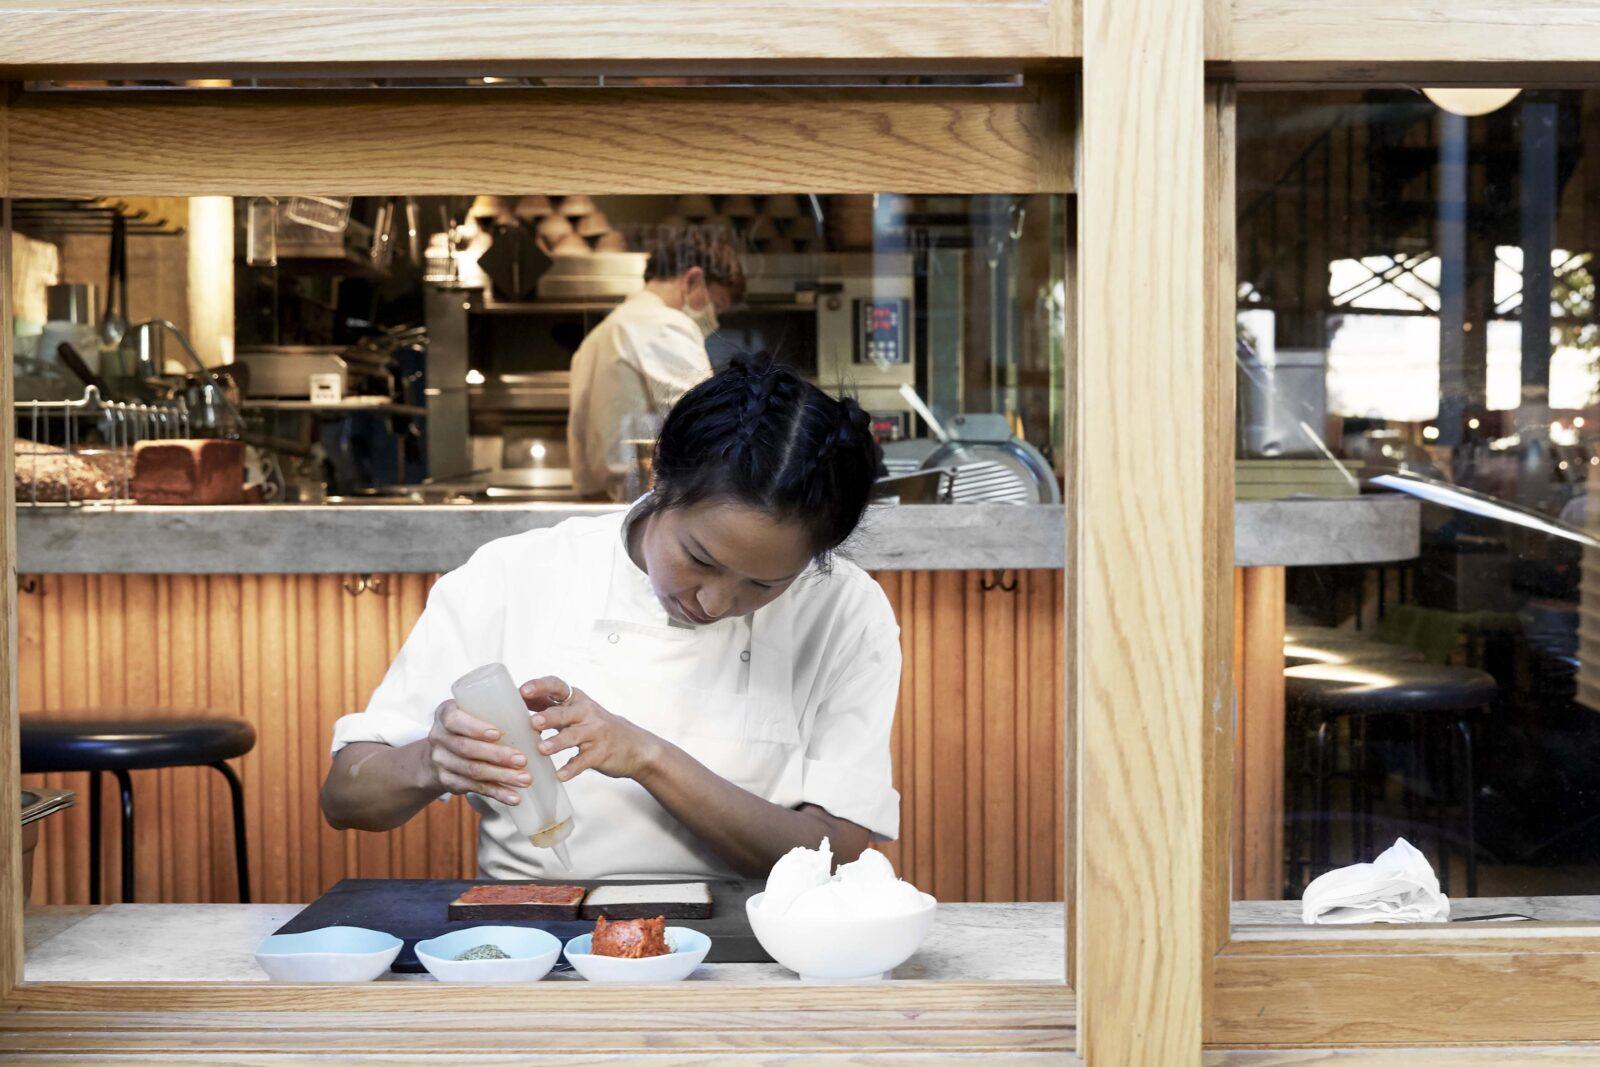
684 281 720 339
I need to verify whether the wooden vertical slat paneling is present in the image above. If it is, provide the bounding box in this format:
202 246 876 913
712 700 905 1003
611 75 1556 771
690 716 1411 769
983 579 1017 901
931 571 967 901
19 568 1066 905
314 574 345 894
962 572 984 897
1028 572 1060 900
911 570 936 894
293 574 318 896
208 575 243 900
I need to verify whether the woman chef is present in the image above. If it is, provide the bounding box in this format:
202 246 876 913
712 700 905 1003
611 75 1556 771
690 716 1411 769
320 356 900 879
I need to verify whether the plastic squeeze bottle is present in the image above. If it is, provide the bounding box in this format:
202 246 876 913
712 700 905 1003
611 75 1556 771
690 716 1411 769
450 662 575 870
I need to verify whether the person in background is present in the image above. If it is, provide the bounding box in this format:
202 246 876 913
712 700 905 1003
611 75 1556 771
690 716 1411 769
567 226 746 500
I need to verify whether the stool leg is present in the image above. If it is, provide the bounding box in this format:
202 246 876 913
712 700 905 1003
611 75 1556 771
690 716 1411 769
1284 720 1302 895
112 768 135 904
1429 724 1450 897
1313 720 1334 879
1355 717 1373 859
1457 717 1478 898
211 762 251 904
1405 717 1421 847
87 770 102 906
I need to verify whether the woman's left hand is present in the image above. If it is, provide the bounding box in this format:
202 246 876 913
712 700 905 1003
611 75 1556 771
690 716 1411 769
519 676 666 782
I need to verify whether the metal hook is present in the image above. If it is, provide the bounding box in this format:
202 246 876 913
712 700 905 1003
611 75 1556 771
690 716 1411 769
18 576 41 596
980 569 1019 593
342 574 388 597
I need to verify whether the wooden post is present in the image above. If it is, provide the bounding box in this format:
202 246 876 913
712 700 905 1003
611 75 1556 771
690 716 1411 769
0 81 21 995
1202 84 1239 1038
1235 566 1287 902
1077 0 1207 1060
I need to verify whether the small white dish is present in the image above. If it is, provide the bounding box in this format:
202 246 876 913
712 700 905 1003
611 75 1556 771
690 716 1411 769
563 927 711 983
745 890 938 982
413 926 563 983
253 926 402 983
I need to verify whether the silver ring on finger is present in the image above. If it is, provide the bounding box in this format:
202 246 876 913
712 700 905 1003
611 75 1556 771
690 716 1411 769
551 678 573 705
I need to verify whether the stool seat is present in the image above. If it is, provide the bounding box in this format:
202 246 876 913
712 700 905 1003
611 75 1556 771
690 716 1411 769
19 711 254 905
21 714 255 774
1286 624 1357 642
1286 662 1496 715
1284 636 1426 668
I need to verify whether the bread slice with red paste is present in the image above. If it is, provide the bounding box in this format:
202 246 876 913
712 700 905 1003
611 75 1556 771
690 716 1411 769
446 883 586 921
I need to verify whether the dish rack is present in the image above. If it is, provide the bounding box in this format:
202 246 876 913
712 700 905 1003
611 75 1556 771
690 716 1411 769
15 386 190 506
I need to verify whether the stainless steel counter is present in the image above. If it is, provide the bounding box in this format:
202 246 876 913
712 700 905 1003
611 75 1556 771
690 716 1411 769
17 496 1419 574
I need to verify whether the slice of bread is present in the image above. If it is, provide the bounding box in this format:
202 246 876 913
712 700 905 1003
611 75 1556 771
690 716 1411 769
578 882 713 920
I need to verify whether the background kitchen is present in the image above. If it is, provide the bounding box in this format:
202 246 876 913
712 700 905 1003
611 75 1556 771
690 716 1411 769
13 189 1069 910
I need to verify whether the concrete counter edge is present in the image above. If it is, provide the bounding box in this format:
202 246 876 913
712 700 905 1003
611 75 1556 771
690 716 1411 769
18 496 1420 574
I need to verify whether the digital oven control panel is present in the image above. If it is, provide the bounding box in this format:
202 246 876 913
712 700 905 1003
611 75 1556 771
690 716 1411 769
854 298 910 368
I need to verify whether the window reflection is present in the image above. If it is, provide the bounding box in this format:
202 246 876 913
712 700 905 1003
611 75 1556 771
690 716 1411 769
1238 89 1600 911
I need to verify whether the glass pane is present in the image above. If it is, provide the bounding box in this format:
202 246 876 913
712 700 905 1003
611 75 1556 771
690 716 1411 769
10 191 1067 982
1235 88 1600 927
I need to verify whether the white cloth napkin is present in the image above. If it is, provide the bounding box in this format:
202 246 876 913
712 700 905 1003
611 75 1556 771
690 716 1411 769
1301 838 1451 925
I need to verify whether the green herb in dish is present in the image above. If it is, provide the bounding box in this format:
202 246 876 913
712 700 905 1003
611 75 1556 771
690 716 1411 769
454 943 511 961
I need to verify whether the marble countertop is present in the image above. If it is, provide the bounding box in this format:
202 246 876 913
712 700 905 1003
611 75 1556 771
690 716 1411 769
1232 894 1600 927
16 496 1418 574
23 901 1065 983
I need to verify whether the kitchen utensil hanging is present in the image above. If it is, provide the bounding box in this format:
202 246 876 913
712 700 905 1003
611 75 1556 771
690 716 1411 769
370 198 397 269
245 196 278 267
284 196 352 234
403 197 423 264
98 213 128 349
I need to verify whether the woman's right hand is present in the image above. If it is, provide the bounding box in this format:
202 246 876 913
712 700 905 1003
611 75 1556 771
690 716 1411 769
424 699 533 806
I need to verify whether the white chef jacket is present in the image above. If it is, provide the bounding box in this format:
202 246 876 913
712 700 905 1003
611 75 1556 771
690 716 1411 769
566 290 713 499
330 504 902 881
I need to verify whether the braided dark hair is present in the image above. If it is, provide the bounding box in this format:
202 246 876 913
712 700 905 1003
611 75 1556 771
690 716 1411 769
643 355 881 560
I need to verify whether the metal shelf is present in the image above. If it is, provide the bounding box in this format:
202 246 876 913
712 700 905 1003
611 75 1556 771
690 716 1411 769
12 197 186 240
242 399 426 417
475 297 625 314
473 296 817 315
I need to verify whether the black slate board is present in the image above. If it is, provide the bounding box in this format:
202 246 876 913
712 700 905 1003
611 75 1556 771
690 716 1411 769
275 878 769 972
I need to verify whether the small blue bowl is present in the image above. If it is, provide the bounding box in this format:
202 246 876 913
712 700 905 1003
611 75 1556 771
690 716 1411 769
564 927 711 983
414 926 562 983
254 926 402 982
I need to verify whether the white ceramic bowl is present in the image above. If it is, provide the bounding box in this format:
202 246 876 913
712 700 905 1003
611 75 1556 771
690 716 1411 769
413 926 562 983
563 927 711 983
254 926 402 982
745 891 938 982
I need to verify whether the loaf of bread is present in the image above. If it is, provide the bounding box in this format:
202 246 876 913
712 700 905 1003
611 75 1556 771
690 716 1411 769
131 439 245 505
14 440 115 502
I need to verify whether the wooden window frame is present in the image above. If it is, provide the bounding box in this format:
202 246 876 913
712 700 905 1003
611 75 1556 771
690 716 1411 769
0 74 1079 1058
1204 55 1600 1057
7 1 1600 1058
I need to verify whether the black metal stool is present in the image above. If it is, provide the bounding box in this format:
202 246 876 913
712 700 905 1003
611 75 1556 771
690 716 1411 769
20 714 256 903
1284 662 1494 898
